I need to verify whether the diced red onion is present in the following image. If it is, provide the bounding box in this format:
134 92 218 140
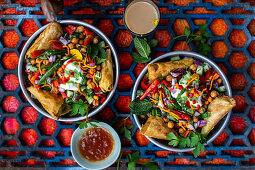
180 69 186 74
165 99 170 106
59 36 68 45
47 77 51 84
147 93 152 98
59 87 65 92
179 120 185 123
72 93 76 101
205 80 211 87
194 122 199 129
194 111 200 117
89 63 95 67
172 78 177 87
194 60 201 66
200 120 206 126
48 55 56 63
95 91 103 95
187 124 195 131
174 124 180 129
34 80 39 84
213 81 219 88
170 72 181 77
170 89 177 94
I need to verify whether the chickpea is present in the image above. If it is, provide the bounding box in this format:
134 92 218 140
152 92 159 99
42 68 47 74
87 79 92 85
79 34 85 39
166 75 173 82
168 121 174 129
35 58 41 63
89 68 96 75
72 38 79 44
87 34 93 39
76 44 80 49
68 43 75 49
193 117 198 123
88 82 95 89
163 117 168 122
31 59 36 65
92 99 99 106
96 65 101 71
43 60 49 65
77 26 85 32
80 47 86 53
79 39 84 45
210 90 218 98
190 64 197 71
93 38 98 44
179 128 184 134
36 63 40 68
217 78 222 84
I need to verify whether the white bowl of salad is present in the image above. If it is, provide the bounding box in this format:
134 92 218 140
131 51 235 157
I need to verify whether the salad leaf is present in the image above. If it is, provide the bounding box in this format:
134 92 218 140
148 39 158 48
134 37 151 59
71 99 88 117
193 142 205 158
129 98 153 115
131 52 152 63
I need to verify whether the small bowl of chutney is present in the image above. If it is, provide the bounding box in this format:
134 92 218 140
71 122 121 169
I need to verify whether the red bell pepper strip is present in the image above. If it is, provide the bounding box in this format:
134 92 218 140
183 130 190 138
51 41 63 49
31 50 45 58
87 74 93 79
84 37 90 45
94 86 101 92
67 25 77 31
65 27 75 35
171 110 190 121
205 70 211 80
52 80 59 87
60 92 69 98
160 80 171 87
84 28 94 36
33 70 41 80
99 96 106 103
141 79 149 90
140 79 159 100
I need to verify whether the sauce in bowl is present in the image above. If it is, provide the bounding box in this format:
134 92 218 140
78 127 114 162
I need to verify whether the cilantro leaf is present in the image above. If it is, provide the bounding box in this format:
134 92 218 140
148 39 158 48
166 132 179 140
134 37 151 59
120 126 132 141
131 52 152 63
193 142 204 158
190 132 199 147
184 27 191 37
142 161 159 170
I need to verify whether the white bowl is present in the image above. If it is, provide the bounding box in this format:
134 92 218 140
71 122 121 170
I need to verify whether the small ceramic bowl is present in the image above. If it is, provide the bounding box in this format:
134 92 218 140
71 122 121 170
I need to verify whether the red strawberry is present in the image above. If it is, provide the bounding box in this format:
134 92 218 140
213 130 228 145
248 128 255 145
4 140 18 146
21 107 38 124
230 139 245 146
58 129 74 146
229 117 246 134
248 41 255 58
248 19 255 36
97 19 114 37
39 118 58 135
20 20 38 37
115 96 131 113
135 129 150 146
173 19 190 36
248 84 255 101
153 30 171 47
42 139 55 146
20 129 38 146
133 63 146 78
2 96 19 112
210 19 227 36
114 30 133 47
217 63 228 75
229 74 246 90
118 74 133 91
249 106 255 123
3 118 19 134
229 30 246 47
232 95 246 112
96 106 114 121
229 52 246 69
172 41 190 51
3 74 19 91
248 63 255 80
36 151 56 158
118 52 133 70
212 41 227 58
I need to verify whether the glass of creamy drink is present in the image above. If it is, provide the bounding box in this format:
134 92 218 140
124 0 160 37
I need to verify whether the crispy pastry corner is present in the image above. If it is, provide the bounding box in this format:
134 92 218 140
140 115 179 140
99 49 113 92
201 96 236 135
25 22 63 58
27 86 69 119
148 58 194 81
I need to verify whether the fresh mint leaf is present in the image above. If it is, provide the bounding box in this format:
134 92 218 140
128 162 136 170
127 151 140 162
168 139 179 147
131 52 152 63
199 23 208 32
166 132 179 140
133 37 151 59
148 39 158 48
98 47 107 60
129 98 153 115
120 126 132 141
98 41 106 48
142 161 159 170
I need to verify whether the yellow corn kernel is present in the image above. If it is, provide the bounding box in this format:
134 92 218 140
190 89 194 93
208 97 213 102
194 94 199 98
93 95 99 100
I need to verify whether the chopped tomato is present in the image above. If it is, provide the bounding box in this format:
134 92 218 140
51 41 63 49
84 37 90 45
67 25 77 31
52 80 59 87
65 27 75 35
60 92 68 98
141 79 149 90
99 96 106 103
205 70 211 80
84 28 94 36
31 50 45 58
94 86 101 92
200 75 205 84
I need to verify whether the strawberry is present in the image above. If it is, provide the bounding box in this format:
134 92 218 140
173 19 190 36
2 31 19 48
210 19 227 36
248 19 255 36
3 74 19 91
4 140 18 146
229 74 246 90
42 139 55 146
135 129 150 146
114 30 133 47
248 128 255 145
217 63 228 75
232 95 246 112
115 96 131 113
230 139 245 146
229 52 246 69
21 107 38 124
118 52 133 70
153 30 171 47
118 74 133 91
36 151 56 158
3 118 19 134
229 30 246 47
96 106 114 121
20 129 38 146
2 53 19 69
248 63 255 80
39 118 58 135
97 19 114 36
2 96 19 112
248 84 255 101
249 106 255 123
212 41 227 58
248 41 255 57
58 129 74 146
133 63 146 78
20 20 38 37
172 41 190 51
229 117 246 134
213 130 228 145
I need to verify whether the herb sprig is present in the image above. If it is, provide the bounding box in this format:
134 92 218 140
174 23 212 56
131 37 158 63
119 115 134 141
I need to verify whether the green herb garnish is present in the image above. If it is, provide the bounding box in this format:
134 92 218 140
129 98 153 115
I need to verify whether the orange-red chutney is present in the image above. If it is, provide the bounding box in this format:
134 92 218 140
78 127 114 162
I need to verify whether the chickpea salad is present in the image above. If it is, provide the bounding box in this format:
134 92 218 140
25 24 112 118
129 57 231 157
